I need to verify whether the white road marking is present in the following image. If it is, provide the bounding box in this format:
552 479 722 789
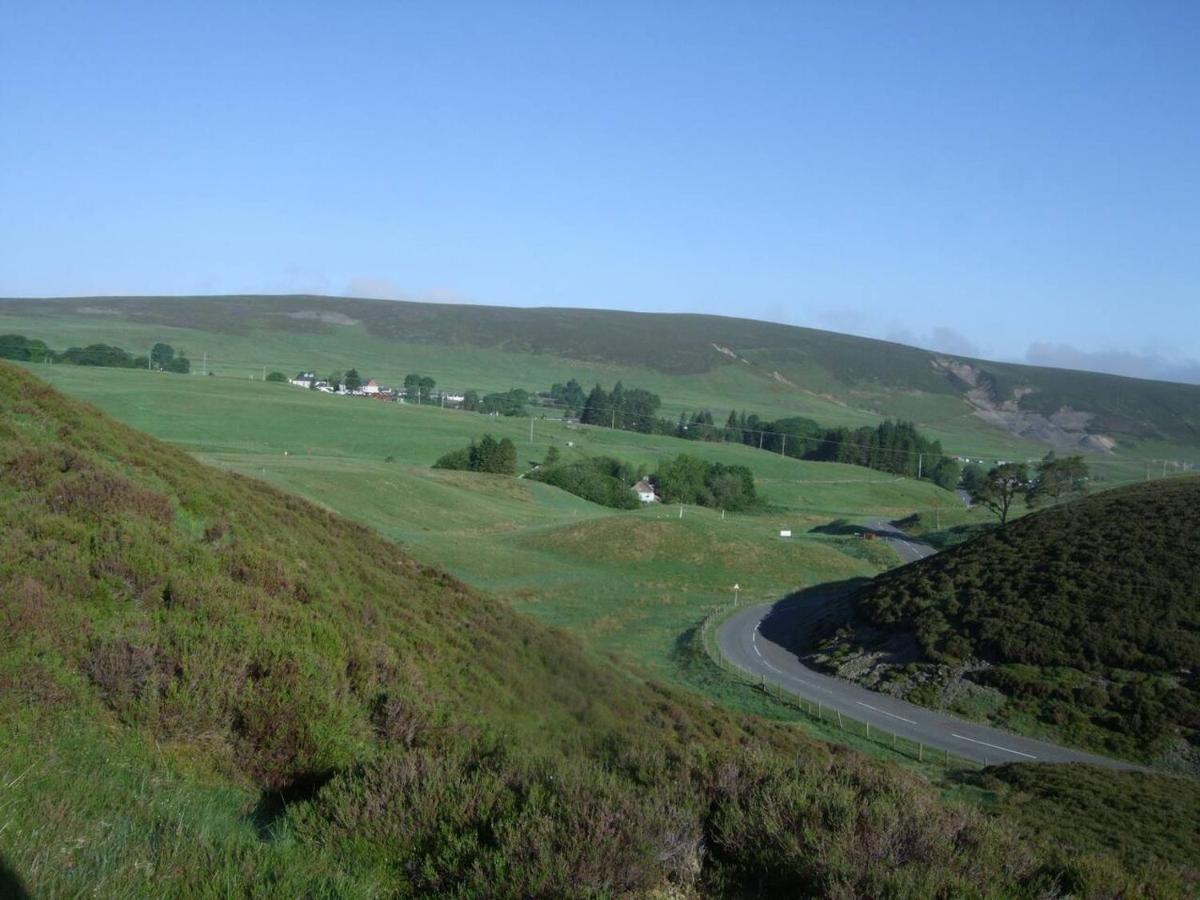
951 733 1037 759
856 701 917 725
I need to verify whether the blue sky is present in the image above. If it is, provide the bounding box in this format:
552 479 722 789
2 2 1198 381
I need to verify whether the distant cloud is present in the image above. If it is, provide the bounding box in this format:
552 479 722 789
887 324 981 357
1024 342 1200 385
808 308 982 358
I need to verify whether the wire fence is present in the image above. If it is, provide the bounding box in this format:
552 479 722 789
697 601 985 771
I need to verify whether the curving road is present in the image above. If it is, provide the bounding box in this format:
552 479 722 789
718 520 1131 768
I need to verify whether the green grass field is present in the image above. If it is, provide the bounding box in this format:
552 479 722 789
12 303 1194 469
23 365 965 686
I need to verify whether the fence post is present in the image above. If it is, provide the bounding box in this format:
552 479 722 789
836 710 843 729
918 743 923 762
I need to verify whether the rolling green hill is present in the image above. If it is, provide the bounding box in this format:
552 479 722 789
811 478 1200 766
3 294 1199 463
8 361 1198 895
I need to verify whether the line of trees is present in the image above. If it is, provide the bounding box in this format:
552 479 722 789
0 334 191 373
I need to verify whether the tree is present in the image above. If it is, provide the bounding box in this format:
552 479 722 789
462 390 480 411
404 374 422 401
0 334 52 362
343 369 363 392
265 371 288 383
328 371 344 391
580 385 610 426
543 445 561 467
930 457 962 491
1028 453 1089 507
419 376 436 402
151 342 175 370
971 463 1030 525
960 463 986 494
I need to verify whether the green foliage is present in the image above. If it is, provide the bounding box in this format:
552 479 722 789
930 457 962 490
0 333 52 362
5 361 1182 894
969 462 1029 524
265 370 288 382
480 387 528 416
962 764 1200 873
655 454 760 511
1028 452 1089 507
529 456 640 509
343 368 363 391
853 477 1200 757
433 434 517 475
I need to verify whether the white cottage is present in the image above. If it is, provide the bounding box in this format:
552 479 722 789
632 479 658 503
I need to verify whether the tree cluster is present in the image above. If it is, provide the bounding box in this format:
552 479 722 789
432 434 518 475
403 373 437 402
0 333 193 373
578 381 663 434
529 454 642 509
654 454 760 511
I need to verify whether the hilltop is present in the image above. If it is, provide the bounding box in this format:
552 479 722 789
2 294 1199 454
809 478 1200 766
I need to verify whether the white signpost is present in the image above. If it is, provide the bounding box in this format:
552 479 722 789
733 583 741 605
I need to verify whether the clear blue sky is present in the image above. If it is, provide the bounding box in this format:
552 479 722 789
2 1 1198 381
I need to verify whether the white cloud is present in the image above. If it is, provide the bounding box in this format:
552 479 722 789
1024 342 1200 385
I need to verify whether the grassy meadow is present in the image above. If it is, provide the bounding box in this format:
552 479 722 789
24 364 946 688
8 306 1186 488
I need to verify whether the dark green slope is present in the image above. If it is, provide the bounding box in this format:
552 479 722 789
846 477 1200 761
4 293 1198 444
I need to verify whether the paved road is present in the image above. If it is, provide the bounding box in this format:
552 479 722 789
718 520 1131 768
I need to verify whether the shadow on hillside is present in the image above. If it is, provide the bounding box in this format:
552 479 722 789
756 578 871 657
249 769 335 841
0 854 30 899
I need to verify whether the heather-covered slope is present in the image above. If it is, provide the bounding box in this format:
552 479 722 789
0 361 1192 896
817 478 1200 763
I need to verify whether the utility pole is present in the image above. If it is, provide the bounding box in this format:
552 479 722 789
758 430 764 450
918 453 923 479
611 409 616 430
202 352 207 376
678 503 683 519
780 434 786 456
529 417 534 444
262 365 266 382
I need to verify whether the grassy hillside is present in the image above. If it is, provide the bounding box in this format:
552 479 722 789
811 478 1200 767
6 361 1196 895
18 364 966 690
4 294 1199 466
